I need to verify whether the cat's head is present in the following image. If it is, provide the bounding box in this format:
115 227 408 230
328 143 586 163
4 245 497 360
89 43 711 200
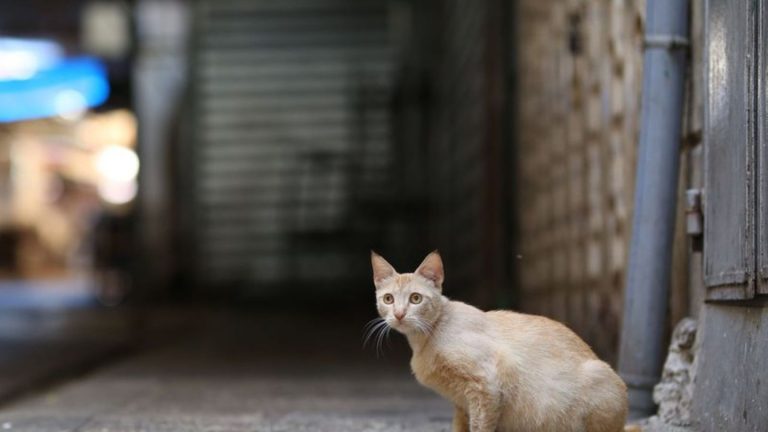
370 251 445 334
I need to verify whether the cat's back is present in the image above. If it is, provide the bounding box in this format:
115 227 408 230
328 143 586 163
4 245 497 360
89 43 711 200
485 310 627 432
484 309 598 361
416 304 627 431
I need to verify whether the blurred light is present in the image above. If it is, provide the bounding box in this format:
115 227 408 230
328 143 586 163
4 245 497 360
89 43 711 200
0 51 39 80
98 179 137 205
54 89 88 121
0 37 63 80
95 145 139 204
76 110 137 150
0 57 109 123
95 146 139 182
82 1 131 59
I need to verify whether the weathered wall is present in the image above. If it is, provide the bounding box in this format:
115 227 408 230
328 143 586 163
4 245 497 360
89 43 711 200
687 0 768 429
515 0 647 362
692 304 768 431
514 0 704 363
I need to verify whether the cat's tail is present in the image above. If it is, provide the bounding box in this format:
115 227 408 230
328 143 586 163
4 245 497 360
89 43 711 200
624 425 643 432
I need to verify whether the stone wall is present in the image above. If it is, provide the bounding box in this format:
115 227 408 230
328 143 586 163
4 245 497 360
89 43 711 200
515 0 647 363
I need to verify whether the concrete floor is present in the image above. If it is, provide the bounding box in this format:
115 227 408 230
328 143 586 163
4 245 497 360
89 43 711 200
0 309 452 431
0 282 133 405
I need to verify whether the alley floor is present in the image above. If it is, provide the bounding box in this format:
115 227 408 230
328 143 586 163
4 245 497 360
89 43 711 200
0 308 451 432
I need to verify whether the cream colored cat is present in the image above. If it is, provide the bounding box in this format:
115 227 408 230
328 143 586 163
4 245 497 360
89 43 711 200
370 251 628 432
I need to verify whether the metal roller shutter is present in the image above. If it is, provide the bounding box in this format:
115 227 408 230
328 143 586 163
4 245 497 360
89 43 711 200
189 0 393 293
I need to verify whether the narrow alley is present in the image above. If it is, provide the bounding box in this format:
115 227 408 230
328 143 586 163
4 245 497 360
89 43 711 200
1 0 767 430
0 308 450 431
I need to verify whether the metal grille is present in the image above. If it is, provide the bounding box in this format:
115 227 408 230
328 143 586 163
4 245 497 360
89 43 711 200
190 0 392 292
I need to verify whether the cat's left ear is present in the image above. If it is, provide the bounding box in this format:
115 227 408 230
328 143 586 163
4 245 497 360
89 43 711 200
371 251 397 288
415 250 444 289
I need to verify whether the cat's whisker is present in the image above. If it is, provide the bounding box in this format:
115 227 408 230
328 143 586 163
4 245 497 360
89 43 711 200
364 318 393 358
421 319 435 334
383 326 392 356
408 318 421 333
376 325 386 357
374 325 382 357
420 322 431 335
363 317 384 330
375 323 392 358
375 328 381 357
362 318 384 338
365 321 388 348
408 317 432 336
363 319 388 348
417 321 428 335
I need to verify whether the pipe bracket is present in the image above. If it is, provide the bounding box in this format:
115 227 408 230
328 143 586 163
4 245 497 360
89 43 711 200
644 34 690 50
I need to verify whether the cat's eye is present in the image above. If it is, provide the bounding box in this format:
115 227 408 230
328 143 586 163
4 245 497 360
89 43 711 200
409 293 423 304
382 294 394 304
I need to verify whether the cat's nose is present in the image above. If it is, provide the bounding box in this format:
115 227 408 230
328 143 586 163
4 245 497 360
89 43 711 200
394 311 405 321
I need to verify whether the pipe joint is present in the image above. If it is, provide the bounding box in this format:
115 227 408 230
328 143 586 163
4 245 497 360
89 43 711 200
620 372 662 390
644 35 690 50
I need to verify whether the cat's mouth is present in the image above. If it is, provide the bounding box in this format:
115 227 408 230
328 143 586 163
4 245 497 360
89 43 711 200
386 318 405 329
389 317 434 336
388 317 425 335
383 317 410 333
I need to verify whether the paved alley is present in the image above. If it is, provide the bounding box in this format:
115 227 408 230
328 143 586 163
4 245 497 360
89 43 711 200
0 310 451 432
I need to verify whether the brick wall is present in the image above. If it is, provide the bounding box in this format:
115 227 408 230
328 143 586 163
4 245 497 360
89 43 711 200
515 0 647 363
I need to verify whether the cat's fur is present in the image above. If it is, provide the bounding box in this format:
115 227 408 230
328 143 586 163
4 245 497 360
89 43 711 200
371 251 628 432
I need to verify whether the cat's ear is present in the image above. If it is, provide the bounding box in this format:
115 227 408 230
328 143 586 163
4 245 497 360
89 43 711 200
371 251 397 287
415 250 444 288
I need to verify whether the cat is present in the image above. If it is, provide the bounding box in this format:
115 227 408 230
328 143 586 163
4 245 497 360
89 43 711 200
370 251 628 432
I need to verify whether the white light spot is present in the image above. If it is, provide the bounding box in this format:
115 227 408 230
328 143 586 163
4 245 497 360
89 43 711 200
98 179 137 205
54 89 87 121
0 51 38 79
95 146 139 182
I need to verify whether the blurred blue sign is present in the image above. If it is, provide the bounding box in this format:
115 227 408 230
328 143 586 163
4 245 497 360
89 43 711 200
0 37 63 79
0 37 110 123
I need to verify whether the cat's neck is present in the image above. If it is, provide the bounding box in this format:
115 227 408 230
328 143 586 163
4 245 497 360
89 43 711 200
405 295 450 353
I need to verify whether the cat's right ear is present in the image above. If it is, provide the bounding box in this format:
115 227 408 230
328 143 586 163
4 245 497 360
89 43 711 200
371 251 396 288
415 250 444 288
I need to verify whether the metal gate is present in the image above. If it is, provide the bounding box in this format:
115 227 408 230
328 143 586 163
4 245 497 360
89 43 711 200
186 0 393 294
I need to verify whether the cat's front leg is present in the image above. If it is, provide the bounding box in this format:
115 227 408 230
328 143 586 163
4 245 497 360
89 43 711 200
466 391 501 432
452 406 469 432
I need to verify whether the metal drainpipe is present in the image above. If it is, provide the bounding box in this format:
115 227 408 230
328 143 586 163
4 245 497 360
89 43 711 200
618 0 690 420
